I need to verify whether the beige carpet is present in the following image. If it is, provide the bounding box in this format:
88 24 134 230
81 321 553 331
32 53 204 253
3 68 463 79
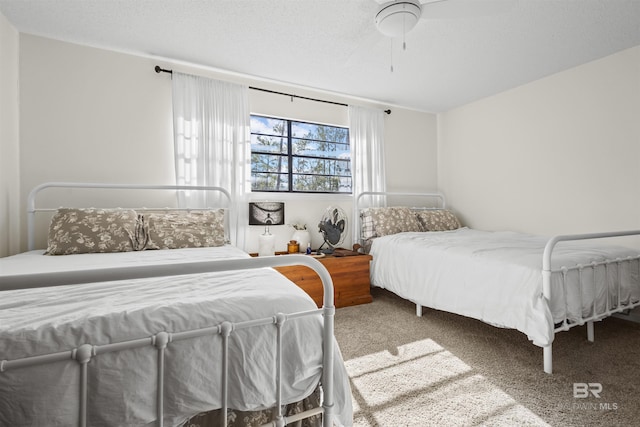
333 288 640 427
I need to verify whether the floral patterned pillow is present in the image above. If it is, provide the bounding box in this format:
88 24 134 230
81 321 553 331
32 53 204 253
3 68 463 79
360 207 422 252
415 209 462 231
45 208 137 255
143 210 226 250
373 206 422 236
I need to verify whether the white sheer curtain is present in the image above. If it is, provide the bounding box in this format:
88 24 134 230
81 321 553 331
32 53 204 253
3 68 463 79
349 105 387 196
349 105 387 243
172 72 251 249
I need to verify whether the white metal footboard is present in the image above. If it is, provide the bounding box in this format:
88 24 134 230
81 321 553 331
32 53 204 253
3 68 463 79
542 230 640 374
0 255 336 427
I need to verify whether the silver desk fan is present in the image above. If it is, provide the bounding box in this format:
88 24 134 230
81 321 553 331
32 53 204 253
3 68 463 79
317 206 347 254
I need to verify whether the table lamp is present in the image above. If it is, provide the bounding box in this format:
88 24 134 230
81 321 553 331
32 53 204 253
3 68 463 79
249 202 284 256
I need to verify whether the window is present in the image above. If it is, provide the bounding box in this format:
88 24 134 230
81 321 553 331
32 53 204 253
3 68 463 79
250 115 351 193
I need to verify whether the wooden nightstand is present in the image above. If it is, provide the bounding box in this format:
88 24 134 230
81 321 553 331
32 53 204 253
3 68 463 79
252 250 373 308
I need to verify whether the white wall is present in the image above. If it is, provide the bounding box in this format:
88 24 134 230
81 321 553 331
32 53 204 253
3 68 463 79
14 34 437 253
438 46 640 239
0 11 19 257
385 109 437 192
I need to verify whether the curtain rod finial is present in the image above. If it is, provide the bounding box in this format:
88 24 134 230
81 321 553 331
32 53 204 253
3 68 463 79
155 65 173 75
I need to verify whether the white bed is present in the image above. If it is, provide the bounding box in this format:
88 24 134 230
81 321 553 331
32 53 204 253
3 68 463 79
0 182 353 427
1 245 251 290
355 191 640 374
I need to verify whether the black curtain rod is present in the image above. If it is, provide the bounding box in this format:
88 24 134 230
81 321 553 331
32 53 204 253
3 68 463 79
155 65 173 74
155 65 391 115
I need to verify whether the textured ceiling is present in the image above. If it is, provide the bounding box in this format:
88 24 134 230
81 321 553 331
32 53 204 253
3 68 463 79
1 0 639 112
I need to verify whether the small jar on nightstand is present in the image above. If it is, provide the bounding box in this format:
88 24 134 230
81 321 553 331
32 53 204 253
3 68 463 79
287 240 300 254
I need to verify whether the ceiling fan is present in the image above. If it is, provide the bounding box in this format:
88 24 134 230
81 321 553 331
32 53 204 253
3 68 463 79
359 0 513 70
375 0 424 38
374 0 514 39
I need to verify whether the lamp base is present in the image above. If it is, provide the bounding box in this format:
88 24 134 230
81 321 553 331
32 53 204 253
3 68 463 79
258 229 275 257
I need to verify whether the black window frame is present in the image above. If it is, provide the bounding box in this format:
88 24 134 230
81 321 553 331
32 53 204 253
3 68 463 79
250 114 352 194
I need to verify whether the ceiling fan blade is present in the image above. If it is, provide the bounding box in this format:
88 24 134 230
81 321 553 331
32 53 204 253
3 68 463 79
421 0 515 20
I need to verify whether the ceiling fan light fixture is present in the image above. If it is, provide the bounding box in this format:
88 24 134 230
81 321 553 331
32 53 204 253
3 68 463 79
375 0 422 38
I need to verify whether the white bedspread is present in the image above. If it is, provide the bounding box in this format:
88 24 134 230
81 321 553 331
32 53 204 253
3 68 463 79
0 246 250 284
369 228 640 347
0 249 353 426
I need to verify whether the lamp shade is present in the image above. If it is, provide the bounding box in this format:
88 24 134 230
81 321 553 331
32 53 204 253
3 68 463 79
249 202 285 226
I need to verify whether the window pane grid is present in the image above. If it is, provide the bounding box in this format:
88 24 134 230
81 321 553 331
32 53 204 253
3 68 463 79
251 153 289 173
292 157 350 177
250 115 351 193
252 172 289 192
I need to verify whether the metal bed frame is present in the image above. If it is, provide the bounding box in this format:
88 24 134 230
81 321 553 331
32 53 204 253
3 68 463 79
26 181 234 251
2 182 340 427
355 191 640 374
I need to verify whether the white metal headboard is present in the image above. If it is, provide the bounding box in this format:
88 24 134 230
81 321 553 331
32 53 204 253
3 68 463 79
353 191 447 247
27 182 232 251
